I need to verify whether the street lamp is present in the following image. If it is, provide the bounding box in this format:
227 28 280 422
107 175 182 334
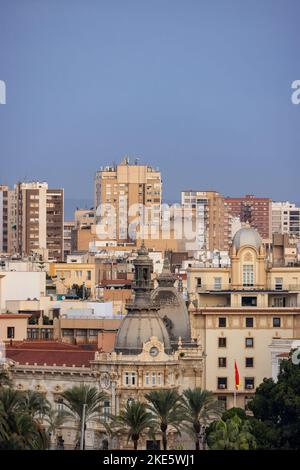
80 403 87 450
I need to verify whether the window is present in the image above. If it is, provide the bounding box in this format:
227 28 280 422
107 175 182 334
124 372 137 386
217 377 227 389
218 357 227 368
218 317 227 328
245 317 254 328
196 277 202 288
243 265 254 287
86 270 91 281
131 372 136 386
145 373 149 385
218 337 227 348
89 329 99 336
245 377 255 389
151 372 156 385
245 357 254 367
275 277 283 290
214 277 222 290
245 337 254 348
157 373 162 385
273 317 281 328
7 327 15 339
218 396 227 410
103 400 110 422
242 297 257 307
62 329 74 336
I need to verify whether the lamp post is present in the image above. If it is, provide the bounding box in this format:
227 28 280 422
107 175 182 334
80 403 87 450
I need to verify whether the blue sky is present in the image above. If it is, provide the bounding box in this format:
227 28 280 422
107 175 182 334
0 0 299 216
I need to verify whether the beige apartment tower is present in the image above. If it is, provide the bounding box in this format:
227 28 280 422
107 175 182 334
94 157 162 242
16 182 64 261
181 190 231 251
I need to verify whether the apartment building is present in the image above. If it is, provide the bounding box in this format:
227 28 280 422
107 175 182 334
94 157 162 242
187 226 300 409
225 194 272 242
15 182 64 261
272 201 300 239
181 190 231 251
63 221 75 259
0 185 17 254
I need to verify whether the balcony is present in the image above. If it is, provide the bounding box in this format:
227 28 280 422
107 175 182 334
196 284 300 293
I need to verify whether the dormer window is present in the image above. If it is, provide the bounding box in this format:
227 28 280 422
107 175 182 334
243 265 254 287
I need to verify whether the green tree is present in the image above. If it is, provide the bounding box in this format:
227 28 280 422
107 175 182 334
182 388 223 450
19 390 50 419
145 389 185 450
61 384 106 449
248 355 300 449
110 400 156 450
0 388 50 449
207 414 256 450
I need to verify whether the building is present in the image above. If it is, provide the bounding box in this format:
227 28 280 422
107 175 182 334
225 194 272 242
0 268 46 311
0 185 17 254
63 221 75 259
0 314 30 342
272 201 300 240
270 233 300 267
187 226 300 409
48 261 96 298
74 208 95 229
94 157 162 242
5 243 203 450
181 190 231 251
15 182 64 261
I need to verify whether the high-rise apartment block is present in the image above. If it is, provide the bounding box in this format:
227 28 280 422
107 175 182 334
181 190 231 251
272 201 300 239
225 194 272 242
15 182 64 261
0 185 17 254
94 157 162 242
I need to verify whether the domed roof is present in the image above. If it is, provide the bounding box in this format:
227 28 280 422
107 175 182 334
151 258 191 343
232 226 262 251
114 243 172 355
114 311 172 355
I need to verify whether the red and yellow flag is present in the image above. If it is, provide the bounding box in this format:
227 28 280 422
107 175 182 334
234 360 240 390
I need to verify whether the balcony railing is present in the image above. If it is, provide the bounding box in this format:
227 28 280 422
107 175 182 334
196 284 300 292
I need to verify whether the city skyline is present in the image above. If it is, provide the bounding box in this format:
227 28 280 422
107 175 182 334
0 0 299 208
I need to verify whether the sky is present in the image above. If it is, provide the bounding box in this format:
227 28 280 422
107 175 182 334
0 0 299 218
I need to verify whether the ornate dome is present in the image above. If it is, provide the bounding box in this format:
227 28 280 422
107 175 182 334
114 311 171 355
151 258 191 343
114 243 172 355
232 226 262 251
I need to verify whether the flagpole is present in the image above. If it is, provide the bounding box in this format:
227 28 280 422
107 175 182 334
234 387 237 408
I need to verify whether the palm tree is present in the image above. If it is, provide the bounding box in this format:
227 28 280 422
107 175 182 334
145 389 185 450
111 400 156 450
182 388 223 450
207 414 257 450
19 390 50 419
0 388 50 449
61 384 106 449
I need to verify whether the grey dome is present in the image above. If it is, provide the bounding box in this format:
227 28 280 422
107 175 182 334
232 227 262 251
114 243 172 355
151 257 191 343
114 310 172 355
151 287 191 343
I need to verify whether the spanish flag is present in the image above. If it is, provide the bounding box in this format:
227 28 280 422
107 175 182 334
234 360 240 390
